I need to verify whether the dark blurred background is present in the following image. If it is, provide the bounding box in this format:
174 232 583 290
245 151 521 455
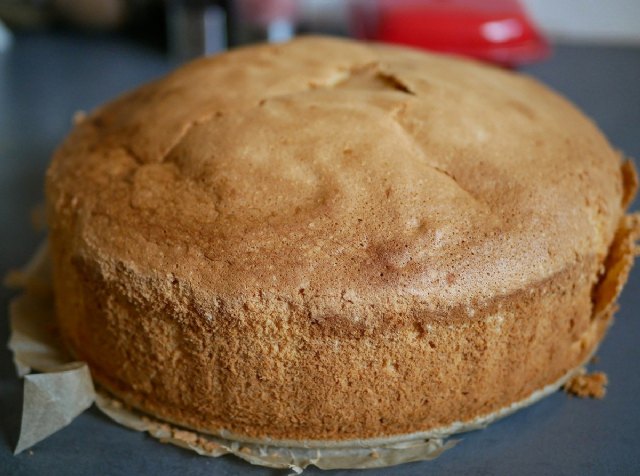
0 0 638 63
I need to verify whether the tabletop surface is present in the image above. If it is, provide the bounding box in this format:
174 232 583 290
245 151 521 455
1 33 639 476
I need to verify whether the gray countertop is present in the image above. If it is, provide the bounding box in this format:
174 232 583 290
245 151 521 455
1 33 639 476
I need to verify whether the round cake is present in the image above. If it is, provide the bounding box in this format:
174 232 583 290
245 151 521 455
46 36 639 445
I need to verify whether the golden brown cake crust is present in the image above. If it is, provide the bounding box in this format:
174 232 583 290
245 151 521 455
45 36 638 442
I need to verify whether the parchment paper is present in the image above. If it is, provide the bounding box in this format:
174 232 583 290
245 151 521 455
6 242 589 471
14 364 95 455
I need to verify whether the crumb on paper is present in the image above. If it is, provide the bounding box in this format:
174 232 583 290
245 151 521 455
564 371 608 399
171 429 198 445
194 436 224 454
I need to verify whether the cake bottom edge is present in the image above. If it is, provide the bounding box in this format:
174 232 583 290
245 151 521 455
91 352 595 470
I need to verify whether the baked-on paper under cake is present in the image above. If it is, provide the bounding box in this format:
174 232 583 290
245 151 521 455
45 37 639 450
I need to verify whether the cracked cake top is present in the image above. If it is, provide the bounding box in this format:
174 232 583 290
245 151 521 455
46 36 625 320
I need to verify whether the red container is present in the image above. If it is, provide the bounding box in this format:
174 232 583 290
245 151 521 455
350 0 550 67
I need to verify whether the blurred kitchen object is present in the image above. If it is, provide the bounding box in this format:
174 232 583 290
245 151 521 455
350 0 549 67
0 0 128 30
167 0 228 60
225 0 549 67
0 1 53 29
233 0 297 44
0 19 13 52
0 0 551 66
53 0 127 29
2 0 638 63
167 0 348 59
296 0 349 37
